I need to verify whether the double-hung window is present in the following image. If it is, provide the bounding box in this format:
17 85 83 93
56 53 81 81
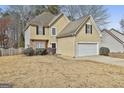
51 27 57 36
36 42 45 48
36 26 45 35
85 24 92 34
51 43 56 49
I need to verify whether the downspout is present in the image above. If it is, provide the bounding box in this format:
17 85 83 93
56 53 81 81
98 34 102 55
123 43 124 53
73 35 76 58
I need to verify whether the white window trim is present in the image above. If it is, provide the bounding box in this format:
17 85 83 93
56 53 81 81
51 27 57 36
51 42 57 48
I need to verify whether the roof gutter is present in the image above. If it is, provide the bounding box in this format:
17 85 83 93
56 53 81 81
57 34 74 38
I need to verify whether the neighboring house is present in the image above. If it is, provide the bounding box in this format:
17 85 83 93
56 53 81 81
100 28 124 53
25 11 102 57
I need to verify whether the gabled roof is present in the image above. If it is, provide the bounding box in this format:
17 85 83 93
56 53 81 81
25 11 63 30
102 29 124 45
57 16 88 38
57 15 101 38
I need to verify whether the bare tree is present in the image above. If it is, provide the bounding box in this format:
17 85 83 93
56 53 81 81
0 16 11 48
60 5 109 28
6 6 46 47
7 5 49 31
0 5 61 48
0 8 3 17
120 18 124 33
8 6 30 31
60 5 79 20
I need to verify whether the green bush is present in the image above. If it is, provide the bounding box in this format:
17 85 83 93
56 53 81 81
35 48 47 55
24 48 34 56
99 47 110 56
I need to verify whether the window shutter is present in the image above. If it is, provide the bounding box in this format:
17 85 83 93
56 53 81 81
43 27 45 35
85 24 87 33
91 25 92 34
36 26 39 35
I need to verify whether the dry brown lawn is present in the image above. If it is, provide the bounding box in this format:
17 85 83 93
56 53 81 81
0 55 124 88
109 53 124 59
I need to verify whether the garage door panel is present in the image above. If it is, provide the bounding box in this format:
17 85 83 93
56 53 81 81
77 43 98 56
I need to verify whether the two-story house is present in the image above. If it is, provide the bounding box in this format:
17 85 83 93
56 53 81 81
25 11 101 57
25 11 70 49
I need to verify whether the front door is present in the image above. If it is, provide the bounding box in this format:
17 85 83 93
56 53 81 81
51 43 56 53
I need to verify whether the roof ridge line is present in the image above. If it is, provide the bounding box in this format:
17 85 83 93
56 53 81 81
73 16 90 35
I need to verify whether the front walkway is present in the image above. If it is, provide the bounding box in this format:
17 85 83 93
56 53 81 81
75 55 124 67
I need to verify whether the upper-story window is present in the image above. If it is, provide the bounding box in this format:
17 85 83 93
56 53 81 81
85 24 92 34
51 27 57 36
36 26 45 35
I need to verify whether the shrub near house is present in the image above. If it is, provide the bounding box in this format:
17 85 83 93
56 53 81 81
24 48 47 56
24 48 34 56
99 47 110 56
36 48 47 55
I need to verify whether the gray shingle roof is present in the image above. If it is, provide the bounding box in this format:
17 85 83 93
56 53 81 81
27 11 62 27
57 16 89 38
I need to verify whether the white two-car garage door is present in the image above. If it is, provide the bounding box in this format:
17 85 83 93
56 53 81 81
76 43 98 57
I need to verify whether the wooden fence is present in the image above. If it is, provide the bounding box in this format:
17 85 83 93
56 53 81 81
0 48 24 56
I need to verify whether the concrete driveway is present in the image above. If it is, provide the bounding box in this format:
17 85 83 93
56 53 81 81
75 55 124 67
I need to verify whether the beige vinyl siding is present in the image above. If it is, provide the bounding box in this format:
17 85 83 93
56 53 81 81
57 36 75 57
49 15 70 43
75 19 100 42
30 25 49 40
27 15 70 49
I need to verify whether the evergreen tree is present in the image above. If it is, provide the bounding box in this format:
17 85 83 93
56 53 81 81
18 32 24 48
47 5 60 15
120 18 124 33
